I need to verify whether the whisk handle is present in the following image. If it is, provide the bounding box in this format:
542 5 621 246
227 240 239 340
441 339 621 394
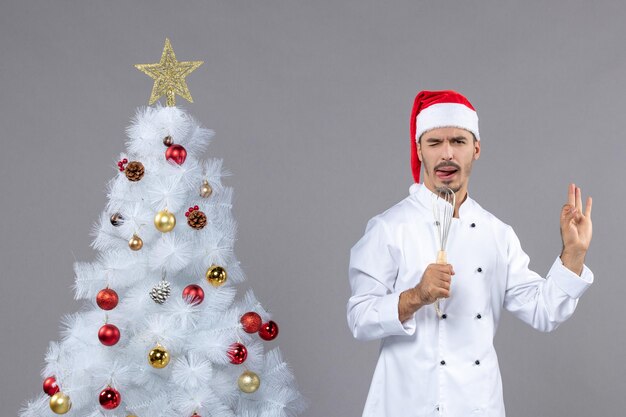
434 250 448 317
436 250 447 265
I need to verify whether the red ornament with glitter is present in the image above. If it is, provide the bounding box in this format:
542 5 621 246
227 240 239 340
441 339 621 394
165 144 187 165
43 376 60 396
182 284 205 305
259 320 279 341
98 324 120 346
240 312 262 333
99 386 121 409
228 343 248 365
96 288 119 310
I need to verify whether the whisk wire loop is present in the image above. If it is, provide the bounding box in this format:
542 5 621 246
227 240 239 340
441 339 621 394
432 187 456 317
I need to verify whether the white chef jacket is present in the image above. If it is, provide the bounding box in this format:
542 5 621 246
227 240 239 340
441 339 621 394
347 183 594 417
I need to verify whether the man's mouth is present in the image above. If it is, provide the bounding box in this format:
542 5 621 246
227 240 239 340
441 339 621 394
435 167 459 180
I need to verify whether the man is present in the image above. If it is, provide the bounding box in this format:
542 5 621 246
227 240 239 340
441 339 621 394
346 90 593 417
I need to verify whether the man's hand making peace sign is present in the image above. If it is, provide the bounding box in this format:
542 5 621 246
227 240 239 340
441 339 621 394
560 183 593 275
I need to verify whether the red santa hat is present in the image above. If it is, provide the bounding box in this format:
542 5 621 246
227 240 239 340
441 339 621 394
410 90 480 183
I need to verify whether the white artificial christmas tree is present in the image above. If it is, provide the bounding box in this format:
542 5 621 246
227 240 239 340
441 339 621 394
21 39 305 417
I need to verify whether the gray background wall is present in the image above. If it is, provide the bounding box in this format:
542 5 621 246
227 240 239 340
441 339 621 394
1 1 624 416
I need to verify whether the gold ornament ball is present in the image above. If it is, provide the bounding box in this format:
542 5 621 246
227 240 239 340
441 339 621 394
154 209 176 233
148 345 170 368
206 264 227 287
129 234 143 251
200 180 213 198
49 392 72 414
238 370 261 393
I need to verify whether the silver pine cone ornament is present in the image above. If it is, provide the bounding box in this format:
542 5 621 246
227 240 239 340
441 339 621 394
150 280 171 304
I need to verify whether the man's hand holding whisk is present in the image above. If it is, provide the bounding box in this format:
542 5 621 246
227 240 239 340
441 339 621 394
398 264 455 322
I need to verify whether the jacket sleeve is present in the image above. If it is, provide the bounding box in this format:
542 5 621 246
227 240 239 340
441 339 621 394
347 217 417 341
503 225 594 332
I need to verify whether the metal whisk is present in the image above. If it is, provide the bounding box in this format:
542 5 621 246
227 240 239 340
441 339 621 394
432 187 456 318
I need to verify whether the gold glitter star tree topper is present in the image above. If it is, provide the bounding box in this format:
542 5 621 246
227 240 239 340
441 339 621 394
135 38 203 107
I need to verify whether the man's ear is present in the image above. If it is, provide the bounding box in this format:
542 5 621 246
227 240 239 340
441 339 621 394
417 141 423 162
473 140 481 160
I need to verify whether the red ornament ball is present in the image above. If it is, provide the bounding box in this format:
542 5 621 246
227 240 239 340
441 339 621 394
98 324 120 346
228 343 248 365
43 376 59 396
96 288 119 310
240 312 262 333
259 321 279 341
182 284 205 305
99 386 121 409
165 144 187 165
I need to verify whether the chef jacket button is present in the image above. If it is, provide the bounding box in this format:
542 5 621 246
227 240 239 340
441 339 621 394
441 314 447 319
476 313 482 319
470 222 476 227
477 267 483 273
440 360 446 365
475 360 480 365
434 221 440 226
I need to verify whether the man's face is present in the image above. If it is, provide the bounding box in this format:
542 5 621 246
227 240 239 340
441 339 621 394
417 127 480 195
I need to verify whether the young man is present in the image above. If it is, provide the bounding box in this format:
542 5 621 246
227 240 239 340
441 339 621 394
347 90 593 417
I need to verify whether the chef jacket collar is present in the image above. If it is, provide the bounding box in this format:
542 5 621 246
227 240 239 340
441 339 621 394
409 182 475 219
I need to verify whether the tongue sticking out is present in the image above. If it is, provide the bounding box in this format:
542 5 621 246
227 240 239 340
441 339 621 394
436 169 458 180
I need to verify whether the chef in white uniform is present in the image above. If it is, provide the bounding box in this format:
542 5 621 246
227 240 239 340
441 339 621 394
347 90 594 417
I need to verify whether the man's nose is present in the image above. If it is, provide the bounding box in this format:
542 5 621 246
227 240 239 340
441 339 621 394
441 141 454 160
